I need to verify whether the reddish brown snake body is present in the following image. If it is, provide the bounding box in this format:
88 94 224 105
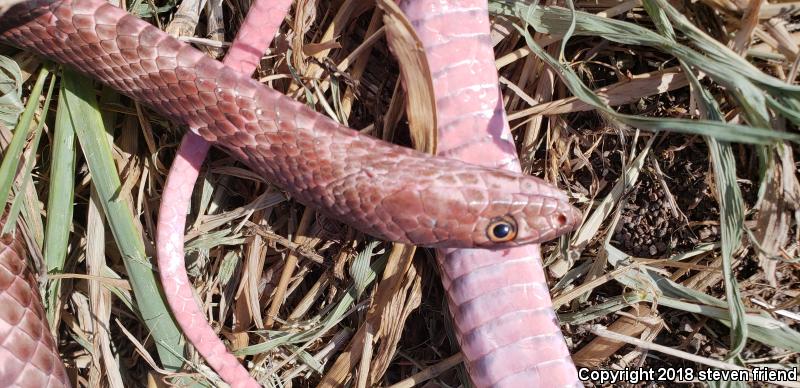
1 0 579 247
0 0 582 386
0 216 70 387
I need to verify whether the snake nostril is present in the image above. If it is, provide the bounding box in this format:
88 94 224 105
554 213 568 227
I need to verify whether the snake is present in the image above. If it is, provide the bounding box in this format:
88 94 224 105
399 2 583 386
0 215 71 387
0 0 583 386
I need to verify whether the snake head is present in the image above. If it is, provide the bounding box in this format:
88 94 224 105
444 171 583 249
464 171 582 249
384 166 582 249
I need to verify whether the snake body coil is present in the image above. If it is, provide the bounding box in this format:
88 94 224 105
0 0 583 386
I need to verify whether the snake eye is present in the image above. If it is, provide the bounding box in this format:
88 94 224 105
486 216 518 243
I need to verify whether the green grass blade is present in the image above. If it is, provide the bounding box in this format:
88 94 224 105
3 71 56 240
350 241 380 298
657 296 800 354
0 55 24 127
559 293 649 325
60 69 187 372
707 139 748 358
680 59 749 359
0 66 48 207
43 70 78 325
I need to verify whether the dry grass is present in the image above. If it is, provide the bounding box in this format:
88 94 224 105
1 0 799 387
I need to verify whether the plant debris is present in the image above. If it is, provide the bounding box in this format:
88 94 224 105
1 0 799 387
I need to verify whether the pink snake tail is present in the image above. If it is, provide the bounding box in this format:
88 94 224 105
398 0 582 386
